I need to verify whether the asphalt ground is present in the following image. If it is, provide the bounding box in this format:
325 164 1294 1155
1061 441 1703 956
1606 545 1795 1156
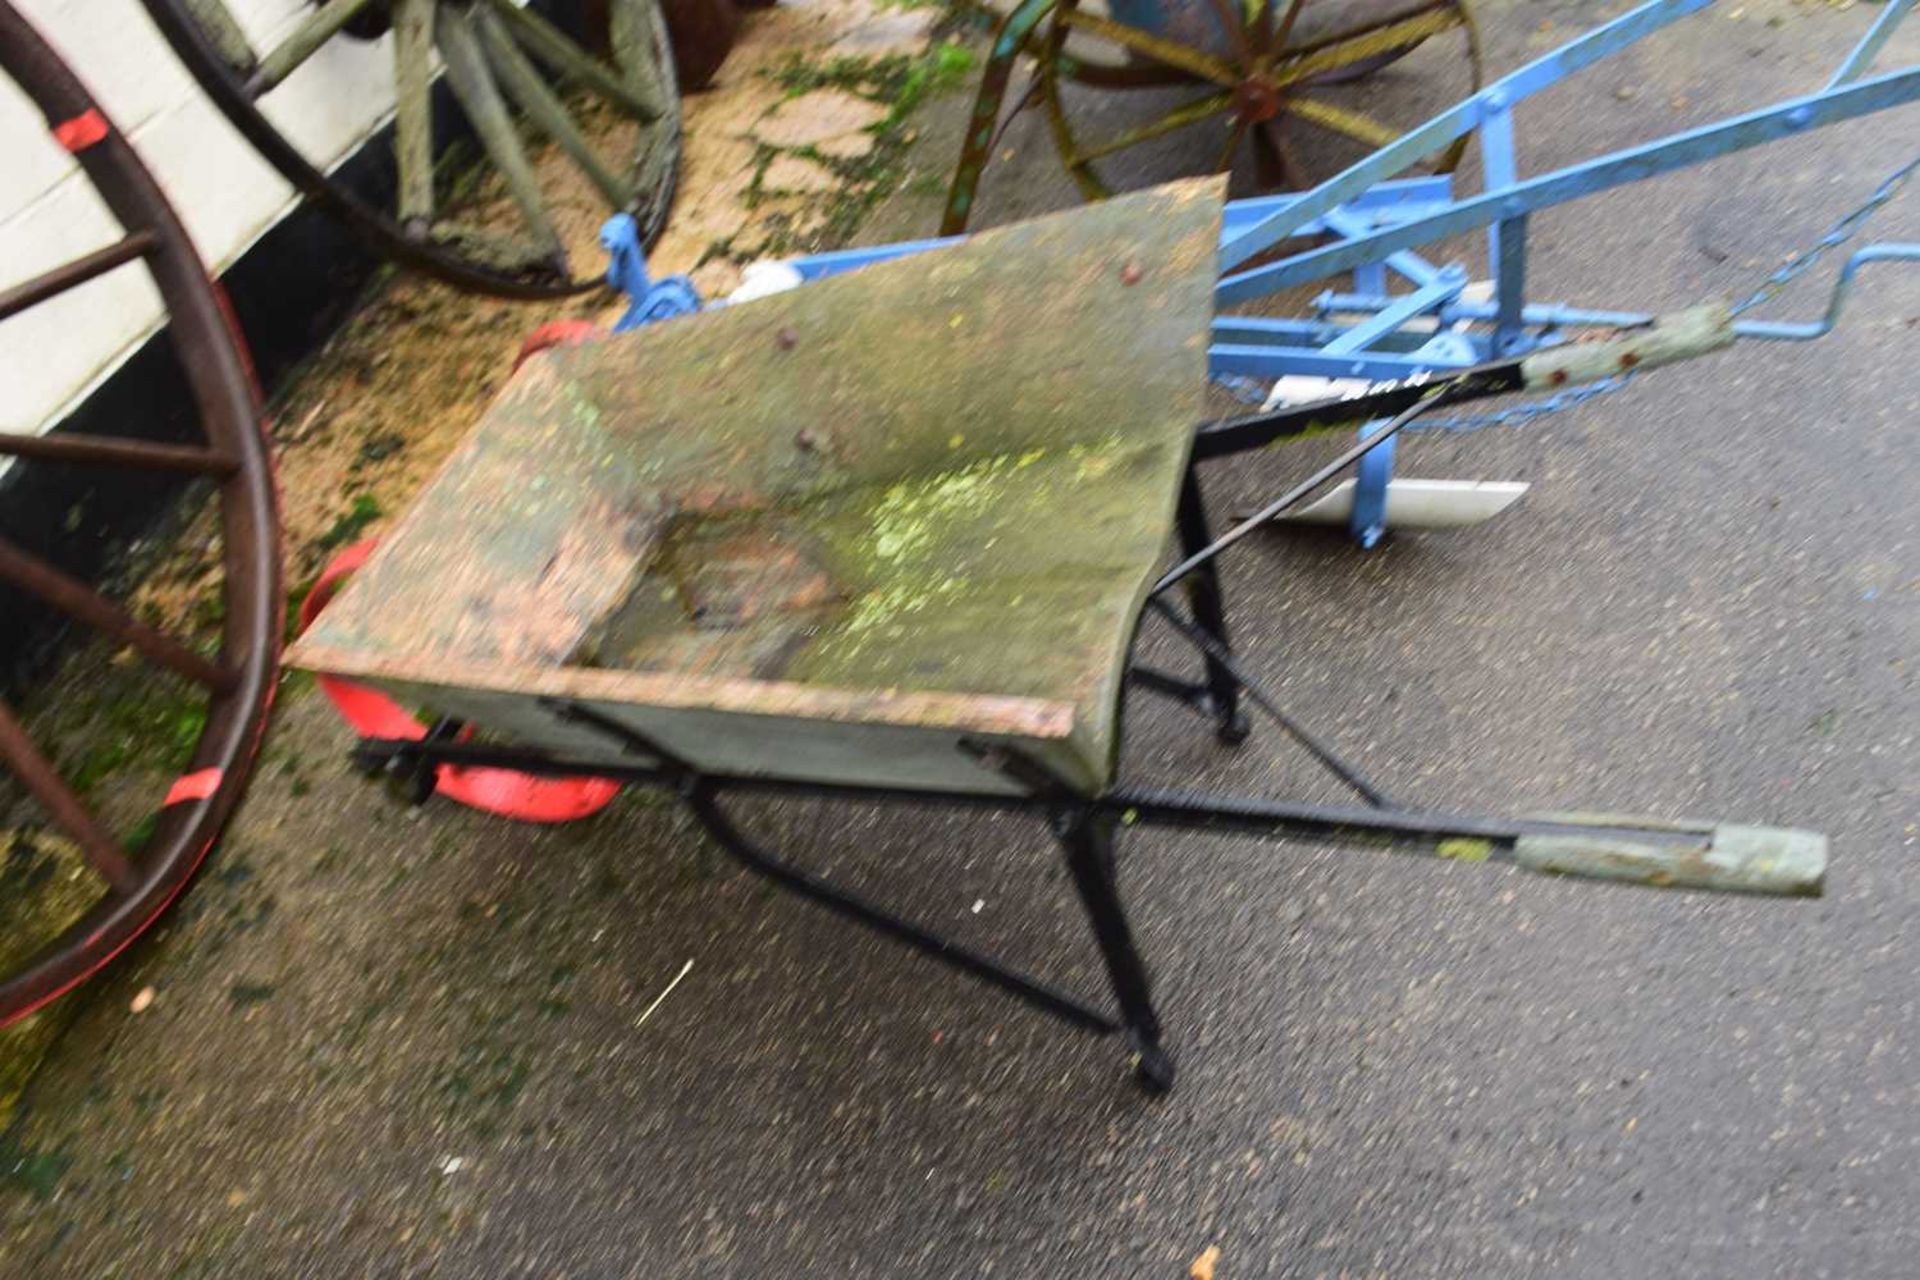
1 1 1916 1276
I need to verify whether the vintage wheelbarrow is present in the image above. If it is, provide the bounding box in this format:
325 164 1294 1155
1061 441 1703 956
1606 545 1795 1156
941 0 1483 233
290 181 1828 1094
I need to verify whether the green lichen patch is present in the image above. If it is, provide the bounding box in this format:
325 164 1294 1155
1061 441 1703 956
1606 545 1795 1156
315 494 384 553
44 672 207 802
583 430 1160 744
0 1134 72 1200
227 982 277 1010
0 832 102 974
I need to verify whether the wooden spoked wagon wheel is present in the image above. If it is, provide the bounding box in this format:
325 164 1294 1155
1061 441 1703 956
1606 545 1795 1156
942 0 1482 234
141 0 684 297
0 2 281 1023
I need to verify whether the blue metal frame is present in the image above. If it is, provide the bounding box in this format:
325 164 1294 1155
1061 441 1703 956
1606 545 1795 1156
617 0 1920 541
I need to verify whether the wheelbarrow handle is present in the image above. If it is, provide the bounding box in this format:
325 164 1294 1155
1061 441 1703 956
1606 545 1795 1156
1515 816 1827 897
1519 301 1736 390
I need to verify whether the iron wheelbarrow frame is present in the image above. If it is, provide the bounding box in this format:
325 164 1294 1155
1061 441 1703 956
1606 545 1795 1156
347 355 1826 1096
341 0 1920 1092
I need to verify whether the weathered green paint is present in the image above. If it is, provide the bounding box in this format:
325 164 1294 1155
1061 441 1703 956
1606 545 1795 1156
436 4 565 263
245 0 374 96
1520 302 1735 390
293 180 1225 795
1435 836 1492 862
1514 818 1826 896
392 0 437 228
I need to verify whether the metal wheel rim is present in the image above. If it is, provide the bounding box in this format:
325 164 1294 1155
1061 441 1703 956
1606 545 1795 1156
0 1 282 1023
139 0 683 299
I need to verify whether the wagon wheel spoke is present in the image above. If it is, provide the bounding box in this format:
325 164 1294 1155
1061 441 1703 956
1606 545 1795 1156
0 433 233 475
244 0 375 98
1204 0 1254 65
1260 0 1309 58
1270 6 1464 89
0 231 156 322
483 0 663 121
1213 114 1250 172
1055 8 1239 87
1255 118 1298 188
177 0 255 73
435 4 567 271
1286 95 1405 151
1057 55 1194 90
606 0 681 232
143 0 684 296
0 540 235 691
476 7 629 210
0 701 141 895
608 0 672 123
392 0 436 234
1069 91 1234 165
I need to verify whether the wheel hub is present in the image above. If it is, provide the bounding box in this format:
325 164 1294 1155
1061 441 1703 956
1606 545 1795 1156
1232 78 1283 124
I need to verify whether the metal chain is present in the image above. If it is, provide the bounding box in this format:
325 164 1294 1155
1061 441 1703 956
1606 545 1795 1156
1728 149 1920 317
1404 368 1637 434
1209 148 1920 431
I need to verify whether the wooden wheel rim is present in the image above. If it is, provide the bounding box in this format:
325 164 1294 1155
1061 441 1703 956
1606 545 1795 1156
0 2 283 1024
138 0 683 298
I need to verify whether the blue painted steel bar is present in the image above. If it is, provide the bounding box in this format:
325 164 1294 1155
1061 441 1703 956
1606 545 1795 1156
1321 273 1467 355
1217 64 1920 305
1829 0 1913 88
1321 208 1446 289
1479 102 1529 355
1218 0 1715 270
1724 243 1920 338
1350 418 1396 548
1210 344 1481 381
1212 316 1460 353
788 179 1463 282
1219 176 1456 242
1315 292 1655 330
1211 316 1347 345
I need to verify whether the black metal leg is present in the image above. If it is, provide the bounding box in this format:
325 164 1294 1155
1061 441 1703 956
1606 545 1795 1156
686 783 1122 1035
1175 468 1249 745
1057 806 1175 1095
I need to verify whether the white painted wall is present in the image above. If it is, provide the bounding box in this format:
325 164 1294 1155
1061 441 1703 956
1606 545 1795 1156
1 0 403 437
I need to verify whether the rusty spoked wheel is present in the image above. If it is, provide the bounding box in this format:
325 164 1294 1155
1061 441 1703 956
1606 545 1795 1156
140 0 682 298
0 3 281 1024
1040 0 1482 199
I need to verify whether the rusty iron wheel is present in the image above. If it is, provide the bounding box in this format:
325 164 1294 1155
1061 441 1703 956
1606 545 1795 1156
140 0 684 298
941 0 1481 233
1041 0 1483 200
0 2 283 1024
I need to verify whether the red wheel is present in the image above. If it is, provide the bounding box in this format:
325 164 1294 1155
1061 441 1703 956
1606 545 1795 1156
0 3 282 1023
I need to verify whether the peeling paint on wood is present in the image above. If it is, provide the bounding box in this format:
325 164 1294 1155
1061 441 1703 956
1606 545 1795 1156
1520 302 1735 389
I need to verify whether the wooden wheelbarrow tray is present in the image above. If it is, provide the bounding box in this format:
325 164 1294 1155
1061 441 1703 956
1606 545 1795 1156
291 182 1824 1094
